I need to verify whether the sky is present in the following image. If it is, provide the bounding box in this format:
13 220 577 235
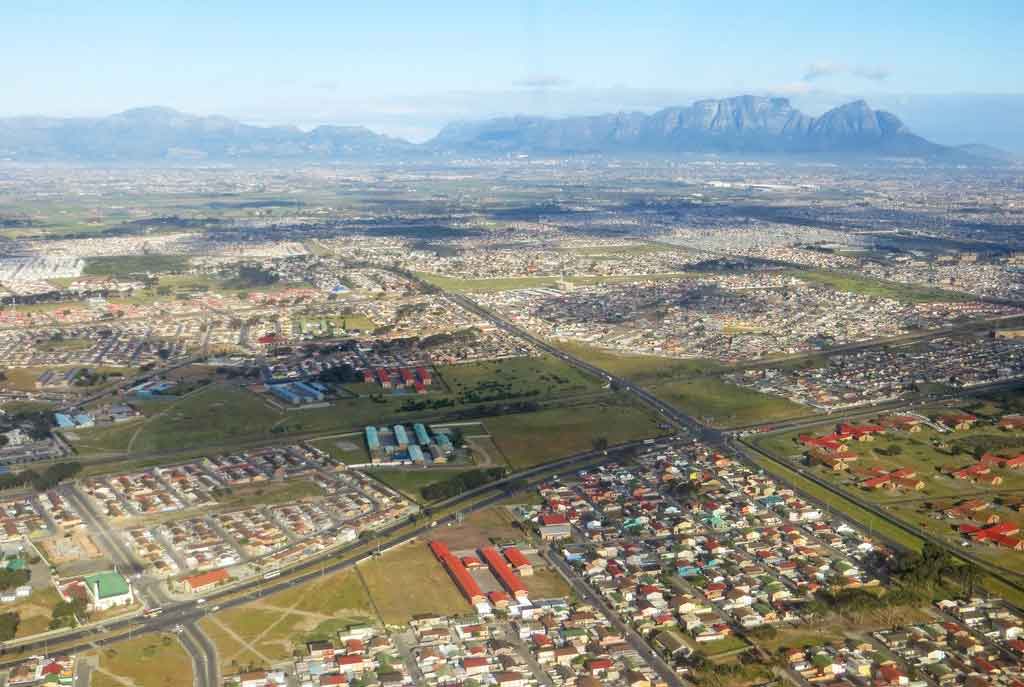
2 1 1022 144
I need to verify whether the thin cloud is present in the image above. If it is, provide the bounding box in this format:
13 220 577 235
803 61 891 82
514 74 572 89
854 65 891 81
803 61 847 81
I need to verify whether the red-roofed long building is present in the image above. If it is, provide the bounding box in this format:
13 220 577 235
481 546 529 602
429 541 485 605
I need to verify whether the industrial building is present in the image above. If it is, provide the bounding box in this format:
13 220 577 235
480 546 529 603
429 540 486 607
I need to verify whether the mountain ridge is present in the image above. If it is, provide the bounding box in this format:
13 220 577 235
0 96 1010 163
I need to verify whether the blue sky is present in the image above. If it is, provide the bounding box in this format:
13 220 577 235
2 1 1022 141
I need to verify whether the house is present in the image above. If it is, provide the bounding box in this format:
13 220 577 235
183 568 230 594
937 412 977 431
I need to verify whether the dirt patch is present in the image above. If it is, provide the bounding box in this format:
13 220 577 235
39 530 103 565
429 507 524 550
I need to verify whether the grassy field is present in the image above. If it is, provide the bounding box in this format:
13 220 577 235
485 398 667 469
553 340 726 382
308 436 371 464
431 506 524 549
790 269 970 303
651 376 812 428
436 355 602 401
205 606 311 667
366 468 478 503
83 255 191 277
358 540 471 624
91 633 193 687
265 569 373 618
81 385 284 453
415 272 561 293
8 587 62 638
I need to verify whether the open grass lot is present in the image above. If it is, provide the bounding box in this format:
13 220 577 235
2 365 134 393
485 398 667 469
431 506 524 549
651 376 812 428
435 354 602 400
789 269 970 303
366 467 478 503
204 606 310 669
359 540 471 625
523 567 573 599
74 387 286 456
415 272 561 293
264 568 373 618
0 399 55 414
91 633 193 687
8 587 62 638
215 479 325 510
82 255 191 277
701 635 750 656
308 435 371 464
553 340 725 382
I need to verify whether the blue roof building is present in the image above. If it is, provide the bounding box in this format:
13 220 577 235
393 425 409 446
413 423 431 446
365 426 380 450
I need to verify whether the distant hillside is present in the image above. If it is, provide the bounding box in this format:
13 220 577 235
0 107 416 161
430 96 968 159
0 98 1007 163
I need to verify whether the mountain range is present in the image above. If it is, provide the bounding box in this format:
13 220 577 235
0 97 1011 163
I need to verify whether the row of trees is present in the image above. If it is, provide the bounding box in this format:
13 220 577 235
0 462 82 493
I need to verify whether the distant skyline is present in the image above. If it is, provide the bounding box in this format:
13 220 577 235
2 1 1022 145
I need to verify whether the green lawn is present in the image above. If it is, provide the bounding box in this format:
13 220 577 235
83 255 191 277
436 355 602 401
359 542 472 624
485 398 667 469
651 376 812 428
415 272 561 293
93 633 193 687
119 385 283 453
553 340 726 382
365 468 478 503
309 436 371 464
789 269 970 303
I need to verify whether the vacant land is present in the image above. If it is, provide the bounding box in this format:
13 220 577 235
415 272 561 293
486 399 666 469
651 376 811 428
91 634 193 687
367 468 478 503
84 255 191 277
553 340 726 382
308 436 371 464
7 587 62 638
359 541 470 624
436 355 602 401
431 506 524 549
790 269 969 303
75 387 284 456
